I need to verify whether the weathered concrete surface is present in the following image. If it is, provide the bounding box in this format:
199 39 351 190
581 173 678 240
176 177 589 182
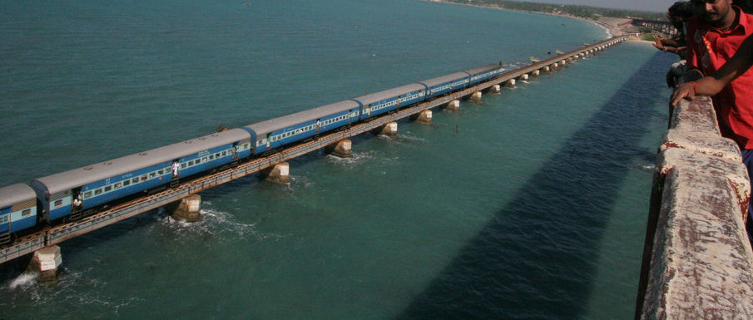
168 194 203 222
446 99 461 111
27 245 62 284
261 162 290 184
637 97 753 319
326 139 352 158
416 109 432 124
376 122 398 138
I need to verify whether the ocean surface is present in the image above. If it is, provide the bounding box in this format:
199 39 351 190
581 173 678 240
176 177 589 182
0 0 677 318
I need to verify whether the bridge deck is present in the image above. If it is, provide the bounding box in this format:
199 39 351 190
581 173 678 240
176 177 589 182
0 36 627 265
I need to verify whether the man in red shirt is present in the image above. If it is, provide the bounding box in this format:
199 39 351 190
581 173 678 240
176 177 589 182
682 0 753 229
685 0 753 146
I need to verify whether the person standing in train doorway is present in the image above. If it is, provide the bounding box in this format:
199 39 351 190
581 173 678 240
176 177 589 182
172 160 180 178
679 0 753 235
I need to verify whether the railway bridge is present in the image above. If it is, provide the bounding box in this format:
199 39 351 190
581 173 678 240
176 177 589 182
0 37 627 278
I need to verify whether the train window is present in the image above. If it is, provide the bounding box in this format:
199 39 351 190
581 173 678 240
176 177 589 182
181 163 187 169
141 175 147 181
123 180 130 187
0 216 6 224
157 170 163 175
95 189 102 195
202 157 208 162
149 173 156 178
115 182 121 189
188 161 194 166
22 209 31 217
84 191 92 199
209 155 214 160
132 177 139 184
104 186 112 192
54 200 63 207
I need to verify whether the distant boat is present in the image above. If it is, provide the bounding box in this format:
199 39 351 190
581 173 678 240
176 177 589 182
556 50 564 54
529 56 541 63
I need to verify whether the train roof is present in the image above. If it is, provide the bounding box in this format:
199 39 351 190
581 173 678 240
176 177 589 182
0 184 36 208
352 83 427 105
244 100 360 136
33 128 251 195
419 72 471 87
465 64 503 75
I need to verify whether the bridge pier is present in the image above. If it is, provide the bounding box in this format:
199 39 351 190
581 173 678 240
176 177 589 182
446 99 461 111
415 109 432 124
326 139 352 158
27 245 62 284
532 70 540 77
168 194 203 222
520 73 529 81
262 162 290 184
505 79 516 88
377 122 398 138
469 91 483 102
487 84 501 94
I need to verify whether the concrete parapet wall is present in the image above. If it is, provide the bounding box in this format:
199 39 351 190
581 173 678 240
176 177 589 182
637 96 753 318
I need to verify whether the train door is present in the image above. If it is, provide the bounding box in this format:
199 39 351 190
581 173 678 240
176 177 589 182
231 143 240 167
71 187 83 213
170 159 181 188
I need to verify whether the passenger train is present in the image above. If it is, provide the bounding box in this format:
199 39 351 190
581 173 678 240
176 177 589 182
0 62 506 246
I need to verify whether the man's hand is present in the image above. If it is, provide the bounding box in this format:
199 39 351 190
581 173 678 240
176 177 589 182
671 81 696 107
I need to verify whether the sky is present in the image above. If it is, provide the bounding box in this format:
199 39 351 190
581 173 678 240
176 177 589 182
520 0 677 13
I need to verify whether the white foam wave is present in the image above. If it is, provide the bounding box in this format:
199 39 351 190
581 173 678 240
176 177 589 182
8 272 38 290
159 207 285 242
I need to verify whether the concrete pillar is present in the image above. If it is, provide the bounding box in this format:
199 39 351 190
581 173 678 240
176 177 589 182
552 62 559 69
543 66 550 72
27 245 62 284
446 99 461 111
561 60 566 65
170 194 203 222
263 162 290 184
469 91 483 102
532 70 540 77
488 84 501 93
416 110 432 124
326 139 352 158
505 79 516 88
378 122 398 138
520 73 529 81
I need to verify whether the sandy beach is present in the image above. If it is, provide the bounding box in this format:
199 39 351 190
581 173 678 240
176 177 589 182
424 0 646 41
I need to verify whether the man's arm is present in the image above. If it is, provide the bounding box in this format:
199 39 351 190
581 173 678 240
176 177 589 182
671 34 753 106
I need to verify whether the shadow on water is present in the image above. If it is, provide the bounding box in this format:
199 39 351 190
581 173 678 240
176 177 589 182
398 52 673 319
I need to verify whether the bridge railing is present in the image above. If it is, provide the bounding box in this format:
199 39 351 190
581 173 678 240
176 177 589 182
636 95 753 318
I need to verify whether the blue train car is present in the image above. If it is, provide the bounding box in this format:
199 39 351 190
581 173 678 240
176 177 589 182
419 72 471 99
30 129 251 221
353 83 427 120
245 100 361 155
0 184 38 236
466 64 505 85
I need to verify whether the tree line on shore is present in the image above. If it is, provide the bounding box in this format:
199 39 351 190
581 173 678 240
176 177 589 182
439 0 665 21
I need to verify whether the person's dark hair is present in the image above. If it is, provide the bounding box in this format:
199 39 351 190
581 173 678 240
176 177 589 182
734 0 753 14
668 1 695 20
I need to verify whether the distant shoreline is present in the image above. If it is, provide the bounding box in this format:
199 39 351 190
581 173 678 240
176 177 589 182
422 0 641 40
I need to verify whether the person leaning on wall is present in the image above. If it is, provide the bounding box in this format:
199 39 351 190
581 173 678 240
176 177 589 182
671 0 753 240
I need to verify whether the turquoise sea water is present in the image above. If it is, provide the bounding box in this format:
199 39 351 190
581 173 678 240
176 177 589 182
0 0 676 318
